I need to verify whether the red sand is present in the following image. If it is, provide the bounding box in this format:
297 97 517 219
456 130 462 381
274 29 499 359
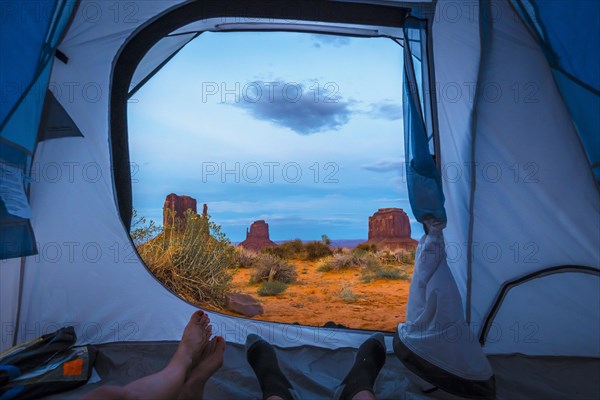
217 259 412 332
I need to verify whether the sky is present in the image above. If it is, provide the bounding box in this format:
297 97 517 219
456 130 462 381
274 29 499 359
128 31 422 242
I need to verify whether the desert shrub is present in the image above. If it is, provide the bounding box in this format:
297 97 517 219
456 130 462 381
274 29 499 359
264 239 332 261
379 248 416 265
318 252 380 272
136 209 235 307
360 264 410 283
304 241 333 260
355 243 377 253
377 250 399 265
130 209 160 245
235 248 257 268
257 280 288 296
251 254 298 284
337 282 358 303
264 239 304 259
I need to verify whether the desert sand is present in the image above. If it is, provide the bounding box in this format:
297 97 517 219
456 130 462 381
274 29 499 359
219 259 412 332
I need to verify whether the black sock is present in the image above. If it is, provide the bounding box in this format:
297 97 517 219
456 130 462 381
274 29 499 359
246 336 294 400
339 335 386 400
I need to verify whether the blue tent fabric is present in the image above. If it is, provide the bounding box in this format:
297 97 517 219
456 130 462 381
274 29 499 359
0 0 56 128
0 0 76 260
532 0 600 91
402 27 446 224
514 0 600 181
1 63 53 151
0 0 76 148
0 142 37 260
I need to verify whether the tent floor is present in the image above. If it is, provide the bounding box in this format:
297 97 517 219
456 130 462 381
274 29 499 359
44 340 600 399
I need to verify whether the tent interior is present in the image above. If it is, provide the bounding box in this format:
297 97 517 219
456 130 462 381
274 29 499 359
1 0 599 399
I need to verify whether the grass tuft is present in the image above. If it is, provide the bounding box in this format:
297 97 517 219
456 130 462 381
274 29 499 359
257 280 288 296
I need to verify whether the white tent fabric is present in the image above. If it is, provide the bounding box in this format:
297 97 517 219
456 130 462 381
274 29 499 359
483 271 600 356
433 0 481 301
467 0 599 347
170 17 404 38
130 33 198 96
396 219 494 395
435 0 599 354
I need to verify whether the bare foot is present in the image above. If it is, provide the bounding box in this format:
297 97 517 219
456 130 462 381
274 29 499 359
178 336 226 400
172 311 212 374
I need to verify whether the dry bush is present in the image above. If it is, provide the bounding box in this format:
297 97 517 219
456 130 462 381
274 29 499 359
337 282 358 303
380 248 416 265
360 264 411 283
251 254 298 284
318 252 380 272
264 239 332 261
304 241 333 260
131 209 160 245
355 243 377 253
264 239 304 259
137 209 235 307
234 248 257 268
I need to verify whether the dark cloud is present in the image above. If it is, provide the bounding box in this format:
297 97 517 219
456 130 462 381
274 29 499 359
369 100 403 120
362 159 404 172
233 80 354 135
311 34 351 48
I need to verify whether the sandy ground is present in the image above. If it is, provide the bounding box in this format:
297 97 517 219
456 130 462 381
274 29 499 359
218 259 412 332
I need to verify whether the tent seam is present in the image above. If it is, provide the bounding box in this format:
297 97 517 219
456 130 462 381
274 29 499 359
467 0 494 325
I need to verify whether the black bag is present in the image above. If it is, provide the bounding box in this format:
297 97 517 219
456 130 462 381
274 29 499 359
0 327 96 400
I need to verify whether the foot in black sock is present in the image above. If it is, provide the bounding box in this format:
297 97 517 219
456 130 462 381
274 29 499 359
337 333 386 400
246 334 295 400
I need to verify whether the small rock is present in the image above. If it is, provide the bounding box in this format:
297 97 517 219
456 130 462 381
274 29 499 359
224 293 264 317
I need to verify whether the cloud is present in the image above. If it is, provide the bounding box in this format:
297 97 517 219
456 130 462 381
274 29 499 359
311 34 351 48
369 100 403 120
362 159 405 173
231 80 354 135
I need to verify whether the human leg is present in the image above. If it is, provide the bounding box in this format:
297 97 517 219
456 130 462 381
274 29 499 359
246 334 299 400
177 336 226 400
334 333 386 400
82 311 213 400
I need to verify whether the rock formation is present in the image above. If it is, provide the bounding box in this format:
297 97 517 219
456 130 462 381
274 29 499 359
163 193 197 228
239 220 277 252
362 208 417 251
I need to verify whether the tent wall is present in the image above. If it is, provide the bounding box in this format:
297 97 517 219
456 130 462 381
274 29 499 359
0 0 190 352
482 271 600 355
1 0 76 260
129 33 198 98
432 0 482 307
434 0 599 356
2 0 412 353
0 257 21 349
514 0 600 181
